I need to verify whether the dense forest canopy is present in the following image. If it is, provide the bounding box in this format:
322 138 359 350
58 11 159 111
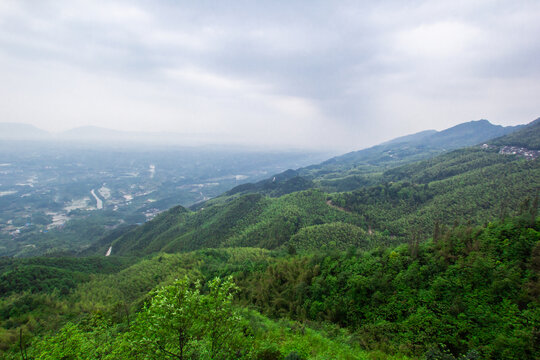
1 216 538 359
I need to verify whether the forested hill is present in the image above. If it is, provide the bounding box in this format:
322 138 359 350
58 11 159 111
490 117 540 149
89 119 540 258
222 119 524 196
87 190 367 257
327 119 521 166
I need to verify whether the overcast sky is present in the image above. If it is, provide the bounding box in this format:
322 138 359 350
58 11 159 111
1 0 539 150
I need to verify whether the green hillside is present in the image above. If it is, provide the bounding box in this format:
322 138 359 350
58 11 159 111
288 222 370 253
490 117 540 149
332 147 539 239
0 256 134 296
102 190 365 257
1 217 538 359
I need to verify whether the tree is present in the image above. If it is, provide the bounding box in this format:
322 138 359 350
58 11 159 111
130 276 247 360
530 191 538 227
200 277 244 359
31 321 105 360
131 278 201 359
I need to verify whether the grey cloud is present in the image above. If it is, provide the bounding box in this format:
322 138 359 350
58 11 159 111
0 0 539 150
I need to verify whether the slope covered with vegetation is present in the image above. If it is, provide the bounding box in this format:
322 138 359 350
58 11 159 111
100 190 365 256
240 216 540 359
1 216 538 359
490 117 540 149
332 147 540 239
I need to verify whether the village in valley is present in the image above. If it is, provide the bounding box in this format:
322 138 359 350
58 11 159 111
481 143 540 160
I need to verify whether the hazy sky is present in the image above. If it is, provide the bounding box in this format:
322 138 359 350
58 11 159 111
1 0 539 150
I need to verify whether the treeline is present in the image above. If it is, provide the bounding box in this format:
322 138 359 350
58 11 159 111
0 256 134 296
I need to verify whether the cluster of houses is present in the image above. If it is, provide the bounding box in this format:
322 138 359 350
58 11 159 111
480 143 539 160
498 146 540 160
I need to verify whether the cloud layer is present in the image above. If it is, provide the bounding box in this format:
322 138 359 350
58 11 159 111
1 0 539 150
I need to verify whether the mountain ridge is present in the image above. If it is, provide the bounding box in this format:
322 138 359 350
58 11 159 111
489 117 540 149
220 118 528 198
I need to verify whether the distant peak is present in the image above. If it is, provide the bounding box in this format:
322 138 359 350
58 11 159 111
464 119 492 125
442 119 500 131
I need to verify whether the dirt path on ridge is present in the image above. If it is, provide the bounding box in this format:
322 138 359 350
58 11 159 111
326 199 351 213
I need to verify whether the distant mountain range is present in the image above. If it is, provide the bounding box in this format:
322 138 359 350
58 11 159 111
0 123 50 140
0 123 223 147
324 119 523 166
221 119 528 197
379 118 520 148
0 119 526 150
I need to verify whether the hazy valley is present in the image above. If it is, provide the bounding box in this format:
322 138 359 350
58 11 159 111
0 137 328 257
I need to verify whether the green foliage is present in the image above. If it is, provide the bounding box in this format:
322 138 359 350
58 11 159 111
0 248 275 356
0 256 134 296
225 190 364 249
25 277 377 360
129 276 246 359
289 222 371 252
424 345 480 360
239 218 540 359
332 148 540 240
104 190 366 256
31 315 117 360
3 218 538 358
